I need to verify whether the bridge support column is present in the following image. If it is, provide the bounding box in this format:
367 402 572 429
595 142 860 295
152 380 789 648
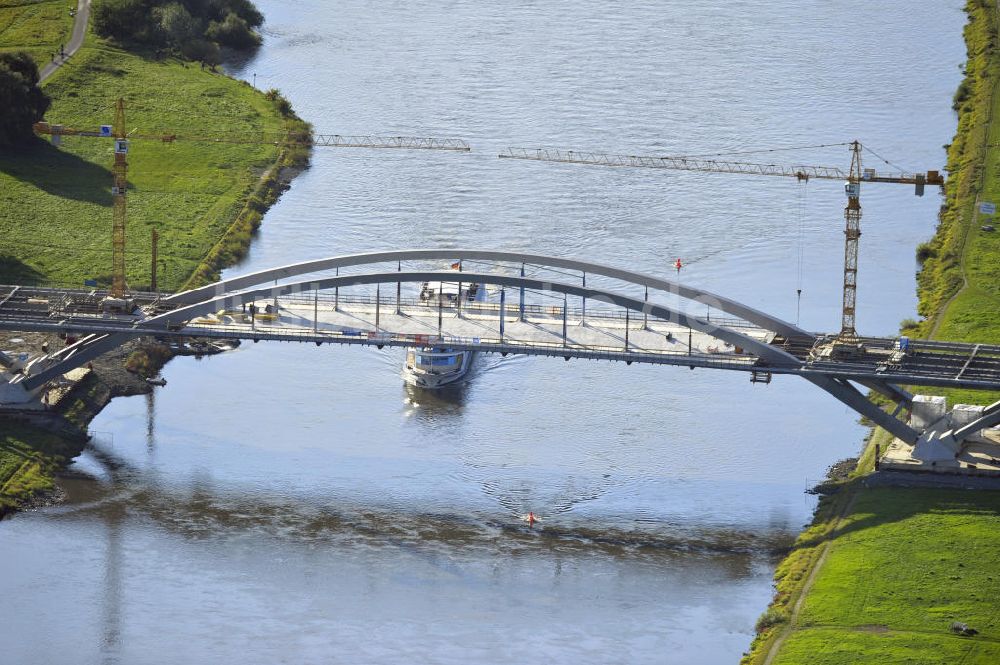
375 284 381 330
562 294 568 347
519 263 525 321
806 375 921 445
499 287 506 341
625 308 630 350
438 282 444 337
581 272 586 326
643 285 648 330
21 333 133 391
396 261 401 314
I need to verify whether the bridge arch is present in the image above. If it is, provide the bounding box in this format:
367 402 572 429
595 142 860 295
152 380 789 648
166 249 815 341
149 270 804 367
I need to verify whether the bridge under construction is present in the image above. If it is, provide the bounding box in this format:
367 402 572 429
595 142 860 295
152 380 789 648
1 250 999 462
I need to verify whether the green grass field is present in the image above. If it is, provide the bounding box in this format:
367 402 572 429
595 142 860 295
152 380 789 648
0 14 289 291
0 0 74 64
772 488 1000 665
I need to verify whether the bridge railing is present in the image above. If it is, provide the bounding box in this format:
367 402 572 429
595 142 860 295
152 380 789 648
179 319 763 368
274 293 762 330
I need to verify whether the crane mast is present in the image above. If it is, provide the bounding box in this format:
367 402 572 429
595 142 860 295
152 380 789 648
111 98 128 299
33 98 471 301
841 141 863 340
501 142 943 340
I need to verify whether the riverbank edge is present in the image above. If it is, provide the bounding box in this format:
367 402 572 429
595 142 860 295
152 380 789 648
0 50 312 516
740 2 1000 662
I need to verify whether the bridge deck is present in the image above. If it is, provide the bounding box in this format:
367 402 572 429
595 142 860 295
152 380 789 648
190 294 772 366
2 285 1000 390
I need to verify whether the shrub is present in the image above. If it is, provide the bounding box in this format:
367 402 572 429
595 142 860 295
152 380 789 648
206 12 261 50
754 607 789 633
180 38 221 65
916 241 938 262
953 79 972 111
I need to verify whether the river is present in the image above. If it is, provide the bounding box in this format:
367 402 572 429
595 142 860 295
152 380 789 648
0 2 966 663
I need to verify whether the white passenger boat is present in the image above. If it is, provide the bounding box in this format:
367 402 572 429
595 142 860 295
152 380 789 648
402 274 484 389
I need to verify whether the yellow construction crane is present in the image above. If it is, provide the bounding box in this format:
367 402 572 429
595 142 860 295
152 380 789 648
33 98 471 302
500 141 944 341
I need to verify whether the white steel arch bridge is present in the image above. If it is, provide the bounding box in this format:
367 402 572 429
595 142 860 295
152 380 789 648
2 249 999 449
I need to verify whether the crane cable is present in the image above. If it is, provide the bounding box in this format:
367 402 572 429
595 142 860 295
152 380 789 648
671 141 852 160
796 178 807 325
861 144 912 174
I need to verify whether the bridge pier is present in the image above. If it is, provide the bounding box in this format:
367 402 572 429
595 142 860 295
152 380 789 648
882 397 1000 474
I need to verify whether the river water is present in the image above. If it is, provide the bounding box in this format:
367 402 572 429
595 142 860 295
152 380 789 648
0 2 966 663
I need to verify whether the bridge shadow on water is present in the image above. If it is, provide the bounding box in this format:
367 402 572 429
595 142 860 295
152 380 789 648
55 439 794 572
0 138 113 206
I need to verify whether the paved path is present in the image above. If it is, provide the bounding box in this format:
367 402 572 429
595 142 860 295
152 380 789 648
38 0 90 83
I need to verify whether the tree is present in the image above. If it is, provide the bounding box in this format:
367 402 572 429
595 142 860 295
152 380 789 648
0 52 51 148
93 0 164 45
93 0 263 55
157 2 201 45
206 12 260 49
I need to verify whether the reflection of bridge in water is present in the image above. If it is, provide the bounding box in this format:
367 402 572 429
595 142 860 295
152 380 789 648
1 250 999 451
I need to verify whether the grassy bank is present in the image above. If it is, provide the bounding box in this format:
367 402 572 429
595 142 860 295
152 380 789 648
0 421 85 513
0 4 309 509
745 2 1000 662
918 0 1000 406
744 430 1000 665
770 487 1000 664
0 10 309 290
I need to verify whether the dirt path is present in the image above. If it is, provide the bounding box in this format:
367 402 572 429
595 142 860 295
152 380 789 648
38 0 90 83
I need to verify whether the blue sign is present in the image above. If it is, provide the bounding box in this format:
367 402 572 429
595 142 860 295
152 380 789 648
99 125 113 137
980 201 995 215
84 279 98 287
